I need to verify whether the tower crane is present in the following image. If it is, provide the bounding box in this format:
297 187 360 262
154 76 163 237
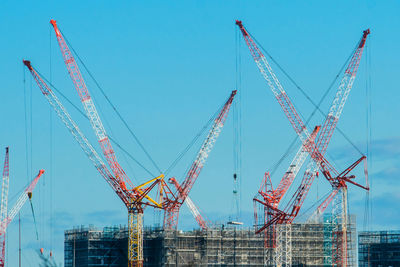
163 90 236 230
26 19 164 267
0 169 44 267
237 20 369 265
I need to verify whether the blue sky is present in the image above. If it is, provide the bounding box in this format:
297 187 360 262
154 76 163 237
0 1 399 266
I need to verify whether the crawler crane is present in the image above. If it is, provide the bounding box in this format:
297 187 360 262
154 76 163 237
237 20 369 266
25 19 164 266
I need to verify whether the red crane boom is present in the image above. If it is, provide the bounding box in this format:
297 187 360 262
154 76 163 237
238 21 370 265
169 177 208 231
164 90 236 230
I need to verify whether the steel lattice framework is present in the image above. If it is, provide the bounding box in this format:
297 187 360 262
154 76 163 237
24 57 164 267
169 177 208 231
237 20 370 266
26 19 165 267
0 169 44 267
163 90 236 230
0 148 9 267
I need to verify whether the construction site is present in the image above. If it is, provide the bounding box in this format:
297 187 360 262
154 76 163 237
1 2 399 267
64 215 357 266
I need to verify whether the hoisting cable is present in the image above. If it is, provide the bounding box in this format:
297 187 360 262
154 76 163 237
23 65 30 183
363 38 372 231
59 28 162 174
27 192 39 241
33 69 156 178
164 100 224 176
248 30 365 156
231 27 242 221
49 24 55 257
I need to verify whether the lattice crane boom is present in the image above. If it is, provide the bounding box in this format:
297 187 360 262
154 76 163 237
254 28 369 233
48 19 164 267
316 29 370 157
280 29 370 224
0 148 9 229
271 126 320 204
22 60 130 206
0 170 44 267
164 90 236 230
0 148 9 267
24 57 161 267
238 20 369 226
49 20 135 194
236 20 309 144
169 177 208 231
0 170 45 234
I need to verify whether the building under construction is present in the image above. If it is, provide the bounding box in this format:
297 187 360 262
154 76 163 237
358 230 400 267
64 216 356 266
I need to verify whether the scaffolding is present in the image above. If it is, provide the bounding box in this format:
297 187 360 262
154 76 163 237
65 220 357 267
64 225 128 267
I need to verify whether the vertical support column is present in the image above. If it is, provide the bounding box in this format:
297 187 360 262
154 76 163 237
128 211 143 267
332 190 347 267
275 225 282 267
284 224 292 267
341 188 348 267
275 224 292 267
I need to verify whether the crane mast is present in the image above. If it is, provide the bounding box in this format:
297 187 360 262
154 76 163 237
164 90 236 230
0 148 9 267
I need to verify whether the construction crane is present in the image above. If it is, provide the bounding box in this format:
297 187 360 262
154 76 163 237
163 90 236 230
237 19 369 223
266 28 370 267
237 20 369 265
169 177 208 230
235 20 323 223
24 58 162 267
26 19 164 267
259 28 370 226
48 19 165 267
0 169 44 267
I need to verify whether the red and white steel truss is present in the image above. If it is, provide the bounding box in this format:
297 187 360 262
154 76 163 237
163 90 236 230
